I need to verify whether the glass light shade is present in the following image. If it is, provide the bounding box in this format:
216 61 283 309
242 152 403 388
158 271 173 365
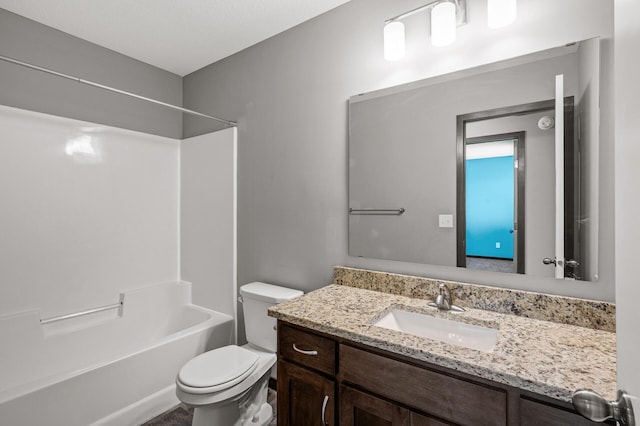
431 1 457 47
384 21 405 61
487 0 517 29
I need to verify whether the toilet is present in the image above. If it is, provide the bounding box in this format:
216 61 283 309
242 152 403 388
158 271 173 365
176 282 303 426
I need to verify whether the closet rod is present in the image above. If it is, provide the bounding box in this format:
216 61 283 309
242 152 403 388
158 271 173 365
0 54 237 127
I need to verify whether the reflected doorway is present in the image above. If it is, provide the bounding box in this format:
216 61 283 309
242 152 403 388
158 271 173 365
457 98 576 277
463 132 525 274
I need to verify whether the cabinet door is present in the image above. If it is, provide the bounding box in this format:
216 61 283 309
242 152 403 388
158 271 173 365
340 385 453 426
410 412 454 426
340 385 410 426
278 360 335 426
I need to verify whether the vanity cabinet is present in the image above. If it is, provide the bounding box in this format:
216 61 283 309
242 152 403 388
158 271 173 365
340 385 451 426
278 361 335 426
277 321 605 426
277 323 337 426
519 397 610 426
339 344 506 426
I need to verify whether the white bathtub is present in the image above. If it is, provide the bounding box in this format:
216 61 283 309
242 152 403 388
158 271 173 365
0 281 234 426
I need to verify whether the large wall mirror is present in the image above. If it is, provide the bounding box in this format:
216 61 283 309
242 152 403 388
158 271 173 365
348 38 601 281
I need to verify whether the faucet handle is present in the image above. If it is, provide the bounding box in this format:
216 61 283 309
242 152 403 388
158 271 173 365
436 284 452 310
438 283 451 298
429 284 465 311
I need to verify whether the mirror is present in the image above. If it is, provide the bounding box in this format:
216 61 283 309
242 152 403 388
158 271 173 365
348 38 600 281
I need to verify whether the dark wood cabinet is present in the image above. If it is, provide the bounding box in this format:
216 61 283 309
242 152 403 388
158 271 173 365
340 385 410 426
277 360 335 426
340 385 452 426
278 323 336 375
520 397 615 426
339 344 506 426
410 412 454 426
277 321 596 426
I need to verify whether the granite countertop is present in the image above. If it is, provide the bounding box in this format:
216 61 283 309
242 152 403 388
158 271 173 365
268 284 616 403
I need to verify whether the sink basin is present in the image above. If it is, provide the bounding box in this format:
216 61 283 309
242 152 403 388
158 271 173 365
373 309 498 352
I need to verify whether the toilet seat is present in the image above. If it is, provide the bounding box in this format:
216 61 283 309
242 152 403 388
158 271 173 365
177 345 259 394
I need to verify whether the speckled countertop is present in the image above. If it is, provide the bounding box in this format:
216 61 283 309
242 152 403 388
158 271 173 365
268 284 616 403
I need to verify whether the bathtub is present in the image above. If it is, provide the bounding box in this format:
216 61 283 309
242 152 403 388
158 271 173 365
0 281 234 426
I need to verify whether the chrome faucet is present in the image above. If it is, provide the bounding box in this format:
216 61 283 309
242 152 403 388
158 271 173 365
435 284 452 310
429 283 465 312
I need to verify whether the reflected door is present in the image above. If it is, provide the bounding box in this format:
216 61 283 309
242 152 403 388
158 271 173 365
555 74 582 279
463 134 524 274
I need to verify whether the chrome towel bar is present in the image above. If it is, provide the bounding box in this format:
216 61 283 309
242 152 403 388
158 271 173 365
349 208 405 215
40 300 124 325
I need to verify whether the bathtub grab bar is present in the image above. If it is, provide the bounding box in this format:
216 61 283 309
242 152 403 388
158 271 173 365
40 301 123 325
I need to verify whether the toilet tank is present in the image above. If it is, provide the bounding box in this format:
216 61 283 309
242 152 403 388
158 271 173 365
240 282 303 352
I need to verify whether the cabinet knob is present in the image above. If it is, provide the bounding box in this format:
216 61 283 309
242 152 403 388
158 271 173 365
292 343 318 356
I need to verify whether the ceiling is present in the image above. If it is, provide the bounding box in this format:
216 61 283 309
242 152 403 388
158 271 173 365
0 0 351 76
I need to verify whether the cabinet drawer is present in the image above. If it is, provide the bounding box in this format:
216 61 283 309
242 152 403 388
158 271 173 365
279 323 336 375
339 344 507 426
521 397 615 426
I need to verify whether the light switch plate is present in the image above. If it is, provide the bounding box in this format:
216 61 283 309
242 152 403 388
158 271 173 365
438 214 454 228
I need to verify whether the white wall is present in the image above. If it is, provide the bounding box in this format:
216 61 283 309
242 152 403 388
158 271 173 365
180 128 237 325
615 0 640 409
0 105 179 320
183 0 614 302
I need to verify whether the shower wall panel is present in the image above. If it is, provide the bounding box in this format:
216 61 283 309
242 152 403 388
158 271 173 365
0 105 179 320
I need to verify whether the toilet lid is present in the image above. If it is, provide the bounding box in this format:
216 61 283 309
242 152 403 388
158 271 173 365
178 345 259 389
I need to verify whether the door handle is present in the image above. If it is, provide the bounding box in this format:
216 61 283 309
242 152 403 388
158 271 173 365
572 389 635 425
566 259 580 268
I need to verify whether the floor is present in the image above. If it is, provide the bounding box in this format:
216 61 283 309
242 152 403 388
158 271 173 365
466 256 515 273
143 389 277 426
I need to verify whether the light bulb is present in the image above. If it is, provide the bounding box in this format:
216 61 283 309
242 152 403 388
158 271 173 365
431 1 457 47
384 21 405 61
488 0 517 29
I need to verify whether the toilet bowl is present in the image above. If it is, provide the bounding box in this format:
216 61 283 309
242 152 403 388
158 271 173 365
176 344 276 426
175 282 303 426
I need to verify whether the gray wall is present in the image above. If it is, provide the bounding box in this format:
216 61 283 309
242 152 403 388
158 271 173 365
183 0 614 303
0 9 183 139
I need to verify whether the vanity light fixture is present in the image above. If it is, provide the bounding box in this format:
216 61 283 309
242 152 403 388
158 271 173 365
384 21 406 61
384 0 516 60
383 0 467 60
431 1 458 47
487 0 517 28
